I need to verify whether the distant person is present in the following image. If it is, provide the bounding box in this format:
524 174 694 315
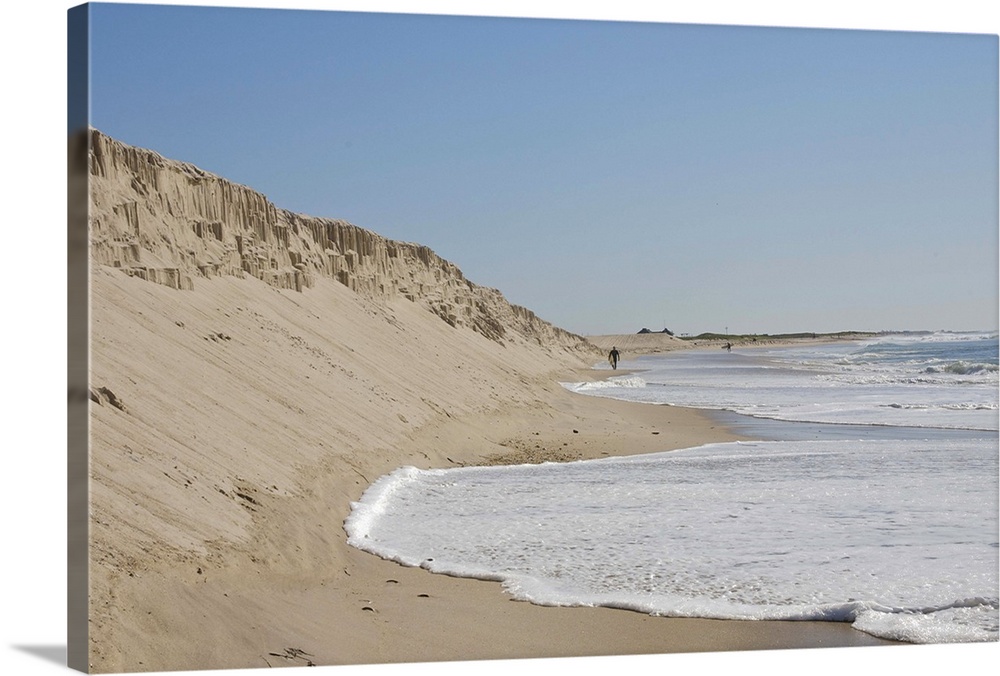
609 346 621 370
725 342 732 352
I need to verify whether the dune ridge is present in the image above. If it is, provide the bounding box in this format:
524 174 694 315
88 128 589 350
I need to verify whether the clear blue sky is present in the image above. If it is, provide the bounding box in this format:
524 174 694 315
84 1 998 336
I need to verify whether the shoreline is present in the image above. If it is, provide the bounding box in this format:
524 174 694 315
85 271 901 672
92 368 897 672
333 380 901 664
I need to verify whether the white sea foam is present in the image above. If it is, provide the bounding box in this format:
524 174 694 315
565 375 647 392
346 439 999 644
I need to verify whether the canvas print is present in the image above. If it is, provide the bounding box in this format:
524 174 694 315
67 2 999 673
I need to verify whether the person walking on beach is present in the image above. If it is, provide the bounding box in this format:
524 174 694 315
609 346 621 370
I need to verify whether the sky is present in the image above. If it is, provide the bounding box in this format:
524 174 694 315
79 2 998 336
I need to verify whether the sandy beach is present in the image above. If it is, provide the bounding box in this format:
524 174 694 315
84 272 895 673
78 131 900 673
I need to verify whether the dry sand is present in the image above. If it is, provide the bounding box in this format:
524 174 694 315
85 271 895 673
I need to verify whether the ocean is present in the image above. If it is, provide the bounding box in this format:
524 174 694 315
345 332 999 645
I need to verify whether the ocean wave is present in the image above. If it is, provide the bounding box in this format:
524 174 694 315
942 403 1000 411
820 370 998 386
870 331 999 345
852 597 1000 644
882 402 998 412
925 361 999 375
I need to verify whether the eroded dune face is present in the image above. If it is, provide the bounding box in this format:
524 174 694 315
87 129 592 350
